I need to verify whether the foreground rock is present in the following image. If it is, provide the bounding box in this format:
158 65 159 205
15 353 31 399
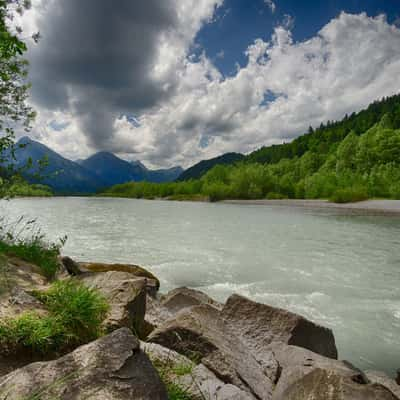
0 328 167 399
79 271 148 336
281 368 398 400
222 294 337 360
148 303 275 399
270 344 364 399
143 341 255 400
146 286 222 331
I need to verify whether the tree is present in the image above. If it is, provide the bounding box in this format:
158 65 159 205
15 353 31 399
0 0 36 192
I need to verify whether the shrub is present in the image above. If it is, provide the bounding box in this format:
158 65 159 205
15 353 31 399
330 187 369 203
0 279 109 355
265 192 288 200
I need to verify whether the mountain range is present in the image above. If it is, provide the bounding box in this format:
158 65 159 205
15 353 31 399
11 137 183 194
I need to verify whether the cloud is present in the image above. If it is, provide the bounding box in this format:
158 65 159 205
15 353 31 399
25 0 223 154
23 8 400 168
264 0 276 14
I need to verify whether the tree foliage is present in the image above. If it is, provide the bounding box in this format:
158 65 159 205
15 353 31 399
103 94 400 203
0 0 37 194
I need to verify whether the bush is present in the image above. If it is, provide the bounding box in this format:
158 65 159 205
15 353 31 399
0 279 109 355
330 187 369 203
265 192 288 200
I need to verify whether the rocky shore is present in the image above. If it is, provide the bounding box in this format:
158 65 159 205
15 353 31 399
0 256 399 399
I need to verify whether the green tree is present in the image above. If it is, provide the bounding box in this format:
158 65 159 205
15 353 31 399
0 0 36 194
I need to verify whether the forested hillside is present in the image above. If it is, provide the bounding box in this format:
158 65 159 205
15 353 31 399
103 94 400 202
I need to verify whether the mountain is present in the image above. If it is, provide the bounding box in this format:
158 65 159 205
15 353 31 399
12 137 105 194
79 152 147 186
9 138 183 193
80 152 183 185
177 153 244 181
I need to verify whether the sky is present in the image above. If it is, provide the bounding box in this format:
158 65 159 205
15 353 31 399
15 0 400 168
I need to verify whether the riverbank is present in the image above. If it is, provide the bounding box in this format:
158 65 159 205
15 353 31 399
1 254 399 399
222 199 400 216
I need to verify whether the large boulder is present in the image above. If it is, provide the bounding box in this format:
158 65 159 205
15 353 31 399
61 257 160 291
79 271 148 336
222 294 338 359
145 287 221 332
148 304 276 400
270 344 364 400
280 368 398 400
143 341 255 400
0 328 168 399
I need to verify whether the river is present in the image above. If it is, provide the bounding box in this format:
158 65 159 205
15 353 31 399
2 197 400 375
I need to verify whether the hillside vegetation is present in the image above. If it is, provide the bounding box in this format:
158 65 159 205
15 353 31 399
103 94 400 202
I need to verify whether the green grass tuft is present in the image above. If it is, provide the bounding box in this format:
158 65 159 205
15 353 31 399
0 279 109 355
33 279 109 343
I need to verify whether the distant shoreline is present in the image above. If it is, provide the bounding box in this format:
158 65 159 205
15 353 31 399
221 199 400 216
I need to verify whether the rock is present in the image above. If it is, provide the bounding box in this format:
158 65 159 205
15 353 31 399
78 261 160 290
79 271 148 336
60 256 82 275
365 370 400 399
270 344 363 400
148 304 275 400
1 256 48 292
0 328 168 399
222 294 338 359
142 342 255 400
279 368 398 400
162 287 222 314
145 287 221 332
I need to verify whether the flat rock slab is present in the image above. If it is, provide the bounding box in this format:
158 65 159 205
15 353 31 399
148 304 275 400
222 294 338 359
280 368 398 400
61 257 160 291
0 328 167 400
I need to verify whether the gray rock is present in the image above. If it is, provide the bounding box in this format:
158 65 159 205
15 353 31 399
280 368 398 400
0 328 168 399
142 342 255 400
60 256 82 275
148 304 275 400
222 294 338 359
79 271 147 336
270 344 363 400
365 370 400 399
145 287 221 333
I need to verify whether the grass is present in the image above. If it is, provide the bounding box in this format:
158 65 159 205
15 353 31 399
330 187 369 203
0 279 109 355
0 217 66 279
149 356 196 400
